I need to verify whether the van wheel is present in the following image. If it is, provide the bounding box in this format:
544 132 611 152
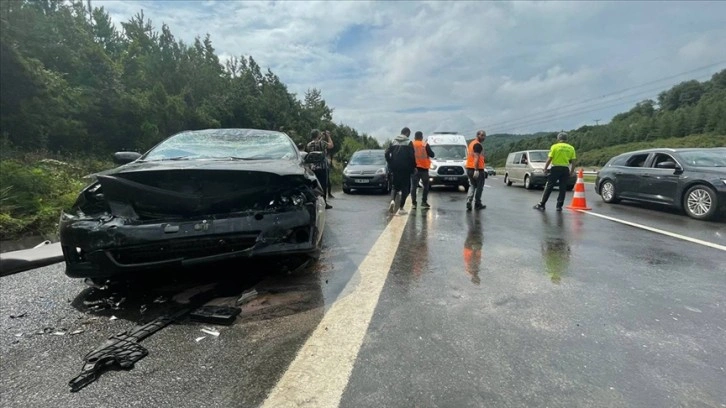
504 174 512 186
524 175 533 190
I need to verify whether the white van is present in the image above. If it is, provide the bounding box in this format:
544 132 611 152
504 150 576 190
424 132 469 191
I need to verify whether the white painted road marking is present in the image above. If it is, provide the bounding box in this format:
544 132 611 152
582 211 726 251
262 213 410 408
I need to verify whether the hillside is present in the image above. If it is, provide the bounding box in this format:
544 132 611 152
485 70 726 167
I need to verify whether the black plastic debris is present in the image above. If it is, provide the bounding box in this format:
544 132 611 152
189 306 241 326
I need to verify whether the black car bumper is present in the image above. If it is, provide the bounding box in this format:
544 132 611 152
60 206 322 278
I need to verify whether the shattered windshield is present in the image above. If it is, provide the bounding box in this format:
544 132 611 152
350 152 386 165
143 130 297 161
678 150 726 167
430 145 467 160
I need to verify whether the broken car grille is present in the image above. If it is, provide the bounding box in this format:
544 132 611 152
109 233 260 264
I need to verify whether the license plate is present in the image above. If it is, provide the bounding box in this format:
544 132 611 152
355 179 370 183
444 177 458 181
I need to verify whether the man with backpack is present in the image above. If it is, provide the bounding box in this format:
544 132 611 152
385 127 416 215
305 129 334 209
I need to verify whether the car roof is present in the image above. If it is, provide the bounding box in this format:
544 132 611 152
618 147 724 155
352 149 384 154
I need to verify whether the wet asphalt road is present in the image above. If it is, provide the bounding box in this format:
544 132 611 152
1 176 725 407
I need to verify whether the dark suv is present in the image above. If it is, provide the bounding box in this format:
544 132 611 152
595 147 726 220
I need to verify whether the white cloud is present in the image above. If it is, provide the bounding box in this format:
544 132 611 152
100 0 726 143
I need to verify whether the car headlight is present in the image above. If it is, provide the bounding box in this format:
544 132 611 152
343 167 350 176
722 179 726 186
533 169 544 174
430 164 438 171
375 168 386 175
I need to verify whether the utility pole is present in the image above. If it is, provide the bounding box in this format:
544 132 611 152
594 119 601 126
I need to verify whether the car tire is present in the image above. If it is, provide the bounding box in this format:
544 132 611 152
524 175 533 190
504 174 512 186
343 188 351 194
683 184 719 220
599 180 619 203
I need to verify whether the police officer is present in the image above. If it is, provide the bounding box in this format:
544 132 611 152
533 132 576 212
410 131 435 210
465 130 487 211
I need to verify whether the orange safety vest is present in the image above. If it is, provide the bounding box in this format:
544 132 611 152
465 139 485 169
412 140 431 169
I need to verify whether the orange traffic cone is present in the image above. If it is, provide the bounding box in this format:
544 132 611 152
566 169 591 210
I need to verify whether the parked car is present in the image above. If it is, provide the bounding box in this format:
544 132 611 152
60 128 326 280
342 149 391 194
504 150 576 190
485 166 496 176
595 147 726 220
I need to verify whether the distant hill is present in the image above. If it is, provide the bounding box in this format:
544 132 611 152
483 69 726 167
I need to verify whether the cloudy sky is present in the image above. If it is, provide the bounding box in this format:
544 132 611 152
102 1 726 142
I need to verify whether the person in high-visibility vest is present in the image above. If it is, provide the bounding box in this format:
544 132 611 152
533 132 576 211
410 131 435 210
465 130 487 211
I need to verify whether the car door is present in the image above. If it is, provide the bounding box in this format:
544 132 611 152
615 152 652 200
640 153 680 204
510 153 524 182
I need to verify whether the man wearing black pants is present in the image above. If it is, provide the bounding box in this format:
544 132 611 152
534 132 576 211
305 129 334 209
385 127 416 215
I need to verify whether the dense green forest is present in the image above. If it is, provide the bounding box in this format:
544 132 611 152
485 70 726 167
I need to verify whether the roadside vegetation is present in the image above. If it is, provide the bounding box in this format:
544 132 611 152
0 1 724 241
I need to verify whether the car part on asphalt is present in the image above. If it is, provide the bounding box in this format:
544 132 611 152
189 305 241 325
69 285 219 392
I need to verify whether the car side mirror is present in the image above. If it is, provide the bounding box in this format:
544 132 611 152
113 151 142 164
674 164 684 174
655 161 676 169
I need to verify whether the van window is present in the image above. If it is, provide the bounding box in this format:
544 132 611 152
513 153 523 164
528 151 548 162
430 145 466 160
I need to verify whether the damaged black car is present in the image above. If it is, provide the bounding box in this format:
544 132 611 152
60 129 326 279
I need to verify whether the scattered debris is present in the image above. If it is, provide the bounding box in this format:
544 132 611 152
195 336 206 343
190 305 240 325
10 312 27 319
15 333 22 337
110 315 118 321
53 331 66 336
140 305 148 315
236 289 259 306
200 328 220 337
153 296 168 304
70 329 85 335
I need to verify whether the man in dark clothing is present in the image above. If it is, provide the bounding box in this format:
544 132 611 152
305 129 334 209
385 127 416 215
410 131 435 210
324 130 335 200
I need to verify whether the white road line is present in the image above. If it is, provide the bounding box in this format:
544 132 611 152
262 213 410 408
581 211 726 251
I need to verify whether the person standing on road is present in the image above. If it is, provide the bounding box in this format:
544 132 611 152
324 130 336 200
465 130 487 211
411 131 435 210
533 132 576 212
385 127 416 215
305 129 334 209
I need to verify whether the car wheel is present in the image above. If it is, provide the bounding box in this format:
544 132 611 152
600 180 619 203
343 188 351 194
524 175 533 190
504 174 512 186
683 184 718 220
